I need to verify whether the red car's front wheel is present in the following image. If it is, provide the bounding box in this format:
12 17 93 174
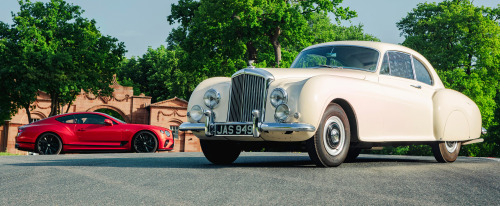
132 131 158 153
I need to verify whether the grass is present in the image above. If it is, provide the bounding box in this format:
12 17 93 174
0 152 20 156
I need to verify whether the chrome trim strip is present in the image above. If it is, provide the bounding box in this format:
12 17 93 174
252 110 261 138
260 123 316 132
179 122 205 131
232 68 275 80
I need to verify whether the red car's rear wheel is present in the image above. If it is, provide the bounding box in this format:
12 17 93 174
36 133 62 155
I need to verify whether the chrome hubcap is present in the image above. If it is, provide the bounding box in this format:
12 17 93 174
445 141 458 153
323 116 345 156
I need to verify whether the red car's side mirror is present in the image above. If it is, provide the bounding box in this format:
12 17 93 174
104 119 113 126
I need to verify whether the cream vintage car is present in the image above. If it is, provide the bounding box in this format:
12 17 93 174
179 41 486 167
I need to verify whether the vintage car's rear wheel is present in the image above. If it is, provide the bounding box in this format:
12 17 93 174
432 141 461 163
200 140 241 165
307 103 350 167
36 132 62 155
132 131 158 153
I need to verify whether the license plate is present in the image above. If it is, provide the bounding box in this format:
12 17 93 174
215 124 253 136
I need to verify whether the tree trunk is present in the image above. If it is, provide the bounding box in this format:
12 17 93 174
65 100 73 113
49 92 59 117
270 26 282 68
24 105 32 124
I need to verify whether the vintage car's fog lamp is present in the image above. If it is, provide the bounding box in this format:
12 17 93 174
190 105 204 122
203 89 220 109
270 88 288 107
274 104 290 123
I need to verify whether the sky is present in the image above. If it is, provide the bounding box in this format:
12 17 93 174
1 0 498 58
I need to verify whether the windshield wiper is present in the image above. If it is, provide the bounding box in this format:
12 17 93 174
317 65 344 69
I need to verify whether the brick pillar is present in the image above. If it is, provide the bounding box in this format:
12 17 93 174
179 131 185 152
1 120 10 152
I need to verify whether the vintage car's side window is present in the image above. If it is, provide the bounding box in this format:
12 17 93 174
387 51 414 79
413 57 433 85
380 53 390 75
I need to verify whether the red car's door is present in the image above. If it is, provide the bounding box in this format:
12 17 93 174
74 113 124 147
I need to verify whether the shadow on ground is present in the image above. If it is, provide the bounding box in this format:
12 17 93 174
5 154 439 169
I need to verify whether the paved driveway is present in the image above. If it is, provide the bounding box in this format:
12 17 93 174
1 152 499 205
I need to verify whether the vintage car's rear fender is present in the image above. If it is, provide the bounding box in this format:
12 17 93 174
433 89 482 141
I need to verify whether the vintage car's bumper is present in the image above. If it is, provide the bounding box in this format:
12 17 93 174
179 122 315 137
180 109 315 139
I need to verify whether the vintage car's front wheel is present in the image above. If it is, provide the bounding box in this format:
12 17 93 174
201 140 241 165
432 141 461 163
307 103 351 167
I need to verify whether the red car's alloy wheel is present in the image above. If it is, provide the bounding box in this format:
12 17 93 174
36 133 62 155
133 131 158 153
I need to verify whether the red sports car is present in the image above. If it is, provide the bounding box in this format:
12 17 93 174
15 112 174 154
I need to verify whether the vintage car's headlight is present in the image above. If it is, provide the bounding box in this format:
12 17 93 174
270 88 287 107
190 105 204 121
203 89 220 109
274 104 290 123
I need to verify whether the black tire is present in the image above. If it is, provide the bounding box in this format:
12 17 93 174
432 141 460 163
36 132 62 155
200 140 241 165
344 148 361 163
307 103 351 167
132 131 158 153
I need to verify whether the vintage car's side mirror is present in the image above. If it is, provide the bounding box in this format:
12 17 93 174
104 119 113 126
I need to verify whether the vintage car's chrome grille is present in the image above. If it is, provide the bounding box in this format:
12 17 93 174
228 73 268 122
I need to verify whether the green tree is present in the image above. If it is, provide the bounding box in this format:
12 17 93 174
116 57 143 96
397 0 500 157
0 0 125 121
308 12 379 44
117 46 191 101
166 0 382 100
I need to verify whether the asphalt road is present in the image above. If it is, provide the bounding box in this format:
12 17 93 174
0 152 499 205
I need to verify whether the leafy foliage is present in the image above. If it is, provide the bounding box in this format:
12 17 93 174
0 0 125 120
117 1 378 102
116 46 190 102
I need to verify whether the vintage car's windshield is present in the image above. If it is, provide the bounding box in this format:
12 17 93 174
291 46 379 72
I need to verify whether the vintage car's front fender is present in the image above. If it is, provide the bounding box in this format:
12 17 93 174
186 77 231 123
284 74 374 141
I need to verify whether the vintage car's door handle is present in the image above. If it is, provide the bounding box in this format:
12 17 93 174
411 85 422 89
77 129 86 131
